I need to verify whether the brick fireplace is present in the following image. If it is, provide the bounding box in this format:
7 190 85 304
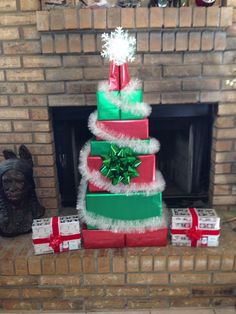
1 1 236 311
1 0 235 215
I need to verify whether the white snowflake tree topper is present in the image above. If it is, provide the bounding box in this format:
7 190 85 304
101 27 136 66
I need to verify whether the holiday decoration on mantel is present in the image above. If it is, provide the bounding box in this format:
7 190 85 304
77 27 167 248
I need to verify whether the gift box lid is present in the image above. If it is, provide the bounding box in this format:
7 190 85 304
32 215 80 239
171 208 220 230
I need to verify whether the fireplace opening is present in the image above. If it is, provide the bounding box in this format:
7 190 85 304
149 104 214 207
52 103 215 209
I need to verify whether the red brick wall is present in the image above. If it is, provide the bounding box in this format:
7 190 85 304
0 0 59 212
0 0 236 213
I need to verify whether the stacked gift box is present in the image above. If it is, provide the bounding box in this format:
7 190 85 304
76 28 167 249
80 81 167 248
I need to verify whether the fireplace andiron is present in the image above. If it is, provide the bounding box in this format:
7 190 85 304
0 145 45 237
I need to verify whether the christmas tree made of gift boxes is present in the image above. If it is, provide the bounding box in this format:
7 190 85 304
77 27 167 248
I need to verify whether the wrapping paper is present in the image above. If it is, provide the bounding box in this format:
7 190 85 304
90 138 151 156
119 63 130 90
82 227 125 249
96 119 149 140
32 215 81 255
85 190 163 221
97 90 144 120
87 154 156 192
87 224 97 230
97 90 120 120
108 61 120 91
170 208 220 247
108 62 130 91
120 89 143 119
126 228 168 247
171 233 220 247
83 225 167 248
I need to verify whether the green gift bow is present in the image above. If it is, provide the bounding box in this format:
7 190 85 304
100 145 141 185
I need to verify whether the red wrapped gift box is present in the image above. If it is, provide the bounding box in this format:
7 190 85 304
126 228 168 247
82 228 125 249
87 154 156 192
82 227 167 249
96 119 149 140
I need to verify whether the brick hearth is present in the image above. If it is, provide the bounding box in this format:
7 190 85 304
0 213 236 311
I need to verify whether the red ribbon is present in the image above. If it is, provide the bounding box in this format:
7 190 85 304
33 216 81 253
171 208 220 247
119 63 130 90
109 61 120 91
108 62 130 91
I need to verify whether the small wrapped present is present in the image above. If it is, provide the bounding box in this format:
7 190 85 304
97 76 144 120
96 119 149 140
170 208 220 247
32 215 81 255
87 154 156 192
82 226 125 249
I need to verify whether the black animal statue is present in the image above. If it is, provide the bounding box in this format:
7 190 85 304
0 145 45 237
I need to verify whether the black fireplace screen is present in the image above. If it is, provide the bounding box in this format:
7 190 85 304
52 103 214 208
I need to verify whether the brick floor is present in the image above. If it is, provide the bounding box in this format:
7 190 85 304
0 307 235 313
1 212 236 311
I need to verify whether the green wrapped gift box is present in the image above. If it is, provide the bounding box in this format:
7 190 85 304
120 89 143 120
85 191 163 221
87 224 97 230
90 138 150 156
97 90 145 120
97 91 120 120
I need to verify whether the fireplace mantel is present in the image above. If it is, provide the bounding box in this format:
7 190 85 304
35 6 234 67
36 6 233 32
34 5 235 108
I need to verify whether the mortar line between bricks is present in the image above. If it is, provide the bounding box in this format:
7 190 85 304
219 254 223 271
232 255 236 271
124 248 127 283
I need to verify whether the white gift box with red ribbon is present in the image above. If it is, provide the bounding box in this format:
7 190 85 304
32 215 81 255
170 208 220 247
